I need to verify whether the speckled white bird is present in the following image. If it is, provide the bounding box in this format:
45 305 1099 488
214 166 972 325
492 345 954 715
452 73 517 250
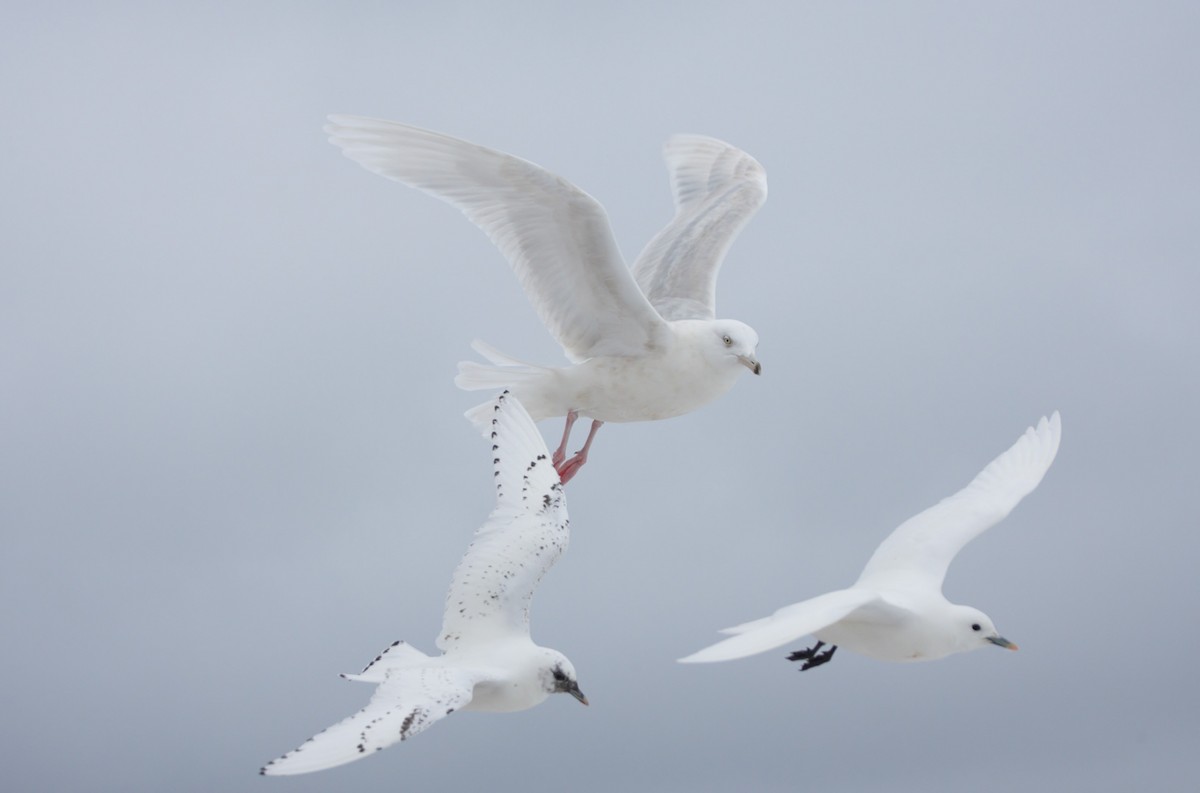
261 393 586 776
325 116 765 482
680 413 1061 670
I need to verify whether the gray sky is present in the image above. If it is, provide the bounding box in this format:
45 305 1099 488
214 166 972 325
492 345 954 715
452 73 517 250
3 2 1197 791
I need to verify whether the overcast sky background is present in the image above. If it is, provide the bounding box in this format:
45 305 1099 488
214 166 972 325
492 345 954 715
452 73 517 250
3 2 1198 791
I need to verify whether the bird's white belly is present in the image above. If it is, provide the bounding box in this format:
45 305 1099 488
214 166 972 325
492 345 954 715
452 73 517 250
558 352 740 423
818 616 952 663
463 678 549 713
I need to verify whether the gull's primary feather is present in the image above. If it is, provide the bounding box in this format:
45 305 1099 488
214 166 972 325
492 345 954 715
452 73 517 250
632 134 768 321
438 392 568 651
325 115 668 363
262 667 481 776
855 412 1062 590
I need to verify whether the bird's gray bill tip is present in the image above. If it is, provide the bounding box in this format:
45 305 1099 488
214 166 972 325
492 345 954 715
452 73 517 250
738 355 761 375
987 635 1019 651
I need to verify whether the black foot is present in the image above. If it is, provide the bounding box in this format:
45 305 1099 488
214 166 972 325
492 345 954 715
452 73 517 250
786 641 837 671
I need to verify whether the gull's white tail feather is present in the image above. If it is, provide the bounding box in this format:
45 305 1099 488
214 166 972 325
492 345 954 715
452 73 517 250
718 615 773 635
680 615 820 663
339 640 430 684
469 339 538 368
457 341 556 432
679 590 879 664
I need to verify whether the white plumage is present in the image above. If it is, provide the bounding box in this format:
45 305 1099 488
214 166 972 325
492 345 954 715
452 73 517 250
680 413 1062 666
261 394 586 776
324 116 765 480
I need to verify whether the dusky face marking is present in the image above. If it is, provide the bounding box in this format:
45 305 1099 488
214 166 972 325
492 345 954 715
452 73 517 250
548 663 588 705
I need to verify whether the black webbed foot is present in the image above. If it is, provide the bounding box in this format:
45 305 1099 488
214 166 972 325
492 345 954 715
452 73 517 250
786 641 837 671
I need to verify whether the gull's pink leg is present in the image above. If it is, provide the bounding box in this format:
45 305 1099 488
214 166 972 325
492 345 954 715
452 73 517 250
555 419 604 485
552 410 579 469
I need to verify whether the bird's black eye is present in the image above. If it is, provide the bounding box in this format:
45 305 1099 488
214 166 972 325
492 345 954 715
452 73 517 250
971 623 981 632
722 335 732 347
552 666 567 681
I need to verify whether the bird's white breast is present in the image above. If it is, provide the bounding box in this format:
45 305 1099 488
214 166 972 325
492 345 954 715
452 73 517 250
816 594 965 662
450 641 552 713
555 331 743 423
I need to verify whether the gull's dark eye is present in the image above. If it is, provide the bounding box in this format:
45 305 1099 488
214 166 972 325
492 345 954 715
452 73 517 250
971 623 982 632
722 335 732 347
552 666 567 681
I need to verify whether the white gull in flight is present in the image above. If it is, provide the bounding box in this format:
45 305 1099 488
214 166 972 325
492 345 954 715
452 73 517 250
325 116 765 482
261 393 585 776
680 413 1062 669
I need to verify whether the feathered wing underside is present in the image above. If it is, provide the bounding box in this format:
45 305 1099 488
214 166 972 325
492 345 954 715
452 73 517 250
261 667 480 776
856 412 1062 590
679 589 881 663
438 394 569 652
325 115 669 361
631 134 767 321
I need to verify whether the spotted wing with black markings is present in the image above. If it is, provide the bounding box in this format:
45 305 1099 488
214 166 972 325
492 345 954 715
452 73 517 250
437 392 568 652
260 666 483 776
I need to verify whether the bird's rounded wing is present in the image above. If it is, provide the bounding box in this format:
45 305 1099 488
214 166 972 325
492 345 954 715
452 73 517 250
630 134 767 321
678 589 880 663
855 412 1062 591
261 666 481 776
325 115 669 361
437 393 568 652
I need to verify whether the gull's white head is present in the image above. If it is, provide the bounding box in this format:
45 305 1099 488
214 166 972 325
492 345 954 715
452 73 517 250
538 651 588 706
949 605 1018 655
705 319 761 375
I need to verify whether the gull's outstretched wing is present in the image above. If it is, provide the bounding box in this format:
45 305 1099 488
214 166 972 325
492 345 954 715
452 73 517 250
325 116 669 362
631 134 767 321
855 412 1062 591
678 589 881 663
260 666 481 776
437 393 568 652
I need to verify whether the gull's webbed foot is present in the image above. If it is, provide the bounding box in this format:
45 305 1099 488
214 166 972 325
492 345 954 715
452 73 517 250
553 419 603 485
786 641 837 671
551 410 580 469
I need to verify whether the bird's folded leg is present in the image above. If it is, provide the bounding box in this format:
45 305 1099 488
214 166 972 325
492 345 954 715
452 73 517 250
554 419 604 485
786 641 837 671
551 410 579 469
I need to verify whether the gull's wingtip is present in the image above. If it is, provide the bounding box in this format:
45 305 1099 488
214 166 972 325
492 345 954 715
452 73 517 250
323 113 356 136
325 113 379 127
1033 410 1063 458
676 639 752 665
1036 410 1061 435
324 114 399 145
